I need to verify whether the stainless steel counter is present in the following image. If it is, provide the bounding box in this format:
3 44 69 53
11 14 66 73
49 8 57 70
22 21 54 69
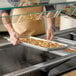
0 28 76 76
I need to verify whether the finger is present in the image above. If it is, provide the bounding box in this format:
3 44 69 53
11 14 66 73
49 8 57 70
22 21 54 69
50 31 54 40
14 38 20 45
47 31 54 40
46 32 51 40
10 38 16 45
10 37 19 45
50 34 54 40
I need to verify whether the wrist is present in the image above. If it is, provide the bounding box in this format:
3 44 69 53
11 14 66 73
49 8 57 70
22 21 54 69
9 29 16 35
4 23 15 35
47 27 52 31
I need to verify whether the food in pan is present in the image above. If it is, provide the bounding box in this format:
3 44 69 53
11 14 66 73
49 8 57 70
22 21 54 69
64 48 76 52
19 37 64 48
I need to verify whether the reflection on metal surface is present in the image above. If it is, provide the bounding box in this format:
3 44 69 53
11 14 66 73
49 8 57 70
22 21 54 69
55 37 76 45
3 53 76 76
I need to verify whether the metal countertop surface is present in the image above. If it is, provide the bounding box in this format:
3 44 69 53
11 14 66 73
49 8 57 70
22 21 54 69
0 30 76 76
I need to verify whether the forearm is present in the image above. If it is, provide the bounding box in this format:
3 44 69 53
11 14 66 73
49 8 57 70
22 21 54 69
46 11 55 29
46 17 54 30
2 12 20 45
46 16 55 40
2 13 15 34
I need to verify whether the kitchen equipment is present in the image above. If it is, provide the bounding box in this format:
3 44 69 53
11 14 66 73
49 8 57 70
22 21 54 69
1 28 76 76
54 28 76 45
3 36 68 51
70 32 76 41
0 35 75 76
19 36 68 51
54 37 76 46
0 41 70 76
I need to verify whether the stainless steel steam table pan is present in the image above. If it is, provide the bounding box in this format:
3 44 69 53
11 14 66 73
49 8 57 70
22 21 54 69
20 36 68 51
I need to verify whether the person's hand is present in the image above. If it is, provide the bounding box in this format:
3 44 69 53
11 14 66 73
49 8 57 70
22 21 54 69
9 31 20 45
46 28 54 40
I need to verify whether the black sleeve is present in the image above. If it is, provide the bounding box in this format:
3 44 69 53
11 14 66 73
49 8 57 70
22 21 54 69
45 5 55 11
7 0 19 6
1 9 11 15
1 0 19 14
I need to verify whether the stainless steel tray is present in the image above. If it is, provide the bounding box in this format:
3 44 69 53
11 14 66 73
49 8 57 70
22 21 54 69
54 37 76 46
21 36 68 51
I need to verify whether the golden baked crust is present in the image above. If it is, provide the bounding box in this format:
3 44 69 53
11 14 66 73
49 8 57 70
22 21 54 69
20 37 64 48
